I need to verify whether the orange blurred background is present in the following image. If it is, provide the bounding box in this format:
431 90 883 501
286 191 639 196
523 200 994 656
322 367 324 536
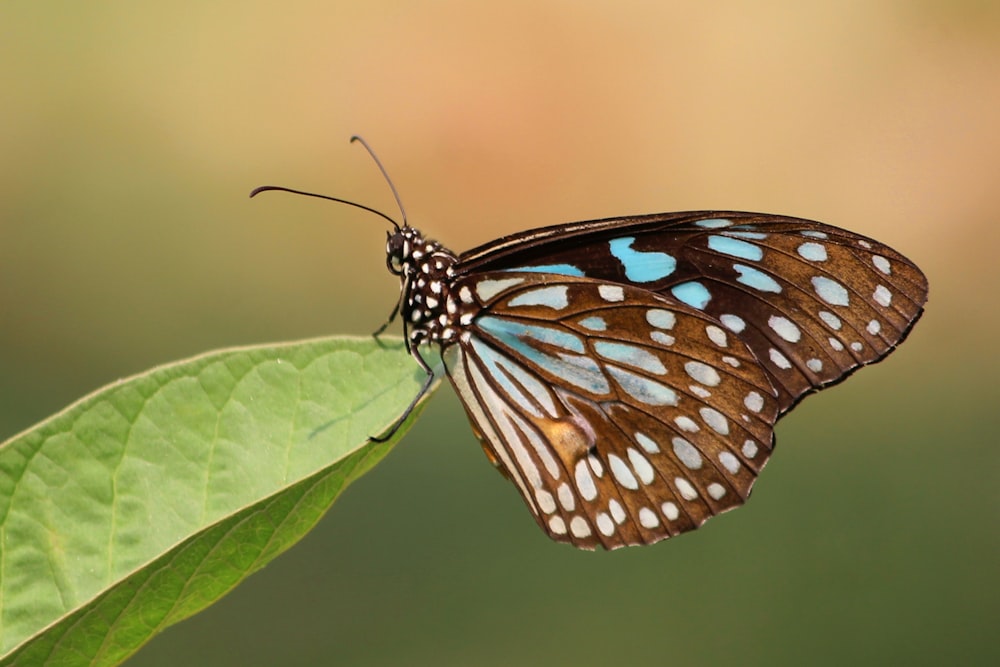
1 2 997 665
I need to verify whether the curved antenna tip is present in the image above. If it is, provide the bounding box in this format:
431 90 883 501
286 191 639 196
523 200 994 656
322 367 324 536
348 136 408 227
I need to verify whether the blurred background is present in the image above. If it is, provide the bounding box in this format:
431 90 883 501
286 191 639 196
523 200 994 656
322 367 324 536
1 2 997 665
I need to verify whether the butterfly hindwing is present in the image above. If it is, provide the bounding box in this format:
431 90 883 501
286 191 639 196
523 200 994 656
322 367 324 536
441 271 780 549
456 212 929 413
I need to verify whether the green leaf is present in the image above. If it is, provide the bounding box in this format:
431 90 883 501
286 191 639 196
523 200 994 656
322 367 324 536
0 336 435 666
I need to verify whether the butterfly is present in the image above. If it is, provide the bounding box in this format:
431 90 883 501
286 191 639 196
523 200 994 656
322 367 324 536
253 137 928 550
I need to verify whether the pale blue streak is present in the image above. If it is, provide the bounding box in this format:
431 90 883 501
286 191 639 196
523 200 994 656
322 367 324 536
671 281 712 310
609 236 676 282
470 338 542 417
708 235 764 261
594 341 667 375
508 285 569 309
734 264 782 293
797 242 828 262
478 316 609 394
724 231 769 240
478 316 585 353
812 276 850 306
471 337 557 417
505 263 585 277
607 366 678 405
578 316 607 331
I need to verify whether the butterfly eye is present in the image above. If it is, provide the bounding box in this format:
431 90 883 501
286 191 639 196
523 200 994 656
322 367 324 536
386 233 407 275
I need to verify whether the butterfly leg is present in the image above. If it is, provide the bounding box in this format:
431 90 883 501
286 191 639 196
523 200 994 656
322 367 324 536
372 290 403 342
368 343 436 443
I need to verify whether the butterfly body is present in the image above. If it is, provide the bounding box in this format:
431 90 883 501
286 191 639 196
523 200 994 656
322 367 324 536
384 210 927 550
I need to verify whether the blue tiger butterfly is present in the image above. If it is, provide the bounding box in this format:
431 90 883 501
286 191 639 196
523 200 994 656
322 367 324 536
252 137 928 550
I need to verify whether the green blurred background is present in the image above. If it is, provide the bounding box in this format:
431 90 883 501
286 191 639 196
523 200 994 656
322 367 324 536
2 2 997 665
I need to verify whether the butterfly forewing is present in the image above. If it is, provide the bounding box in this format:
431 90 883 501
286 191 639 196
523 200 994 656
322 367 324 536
442 272 780 549
456 212 929 413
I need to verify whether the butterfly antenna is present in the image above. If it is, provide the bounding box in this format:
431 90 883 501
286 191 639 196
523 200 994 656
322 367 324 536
350 135 409 228
249 185 401 231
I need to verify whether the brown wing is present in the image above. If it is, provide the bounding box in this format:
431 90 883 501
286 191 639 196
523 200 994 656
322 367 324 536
458 212 928 413
441 272 779 550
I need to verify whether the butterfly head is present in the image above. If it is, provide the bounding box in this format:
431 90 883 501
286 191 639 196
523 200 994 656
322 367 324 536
385 227 415 276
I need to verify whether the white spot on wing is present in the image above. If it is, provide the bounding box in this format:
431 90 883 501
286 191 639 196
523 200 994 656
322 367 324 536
873 285 892 307
873 255 892 275
706 325 728 347
635 431 660 453
651 331 675 345
684 361 722 387
570 516 591 538
744 391 764 413
646 309 676 329
819 310 842 330
575 459 598 500
812 276 850 306
609 453 639 489
720 314 746 333
719 451 740 474
768 315 802 343
689 385 711 399
769 348 792 370
675 477 698 500
627 447 656 485
597 513 615 536
639 507 660 528
695 218 733 228
797 242 828 261
699 407 729 435
536 490 556 514
609 499 627 524
672 437 703 469
557 482 575 511
476 277 525 301
588 453 604 477
674 416 699 432
598 284 625 302
508 285 570 309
